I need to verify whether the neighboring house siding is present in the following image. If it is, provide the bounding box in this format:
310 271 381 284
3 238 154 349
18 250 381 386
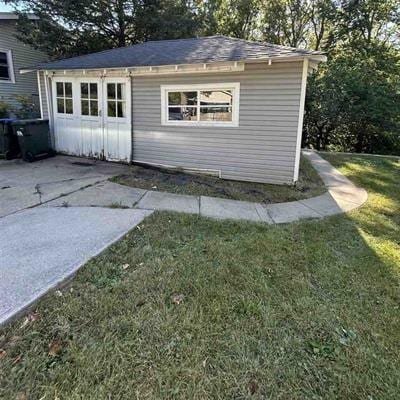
0 20 47 112
132 62 302 184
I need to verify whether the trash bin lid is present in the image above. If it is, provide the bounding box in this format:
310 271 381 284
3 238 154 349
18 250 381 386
11 119 49 126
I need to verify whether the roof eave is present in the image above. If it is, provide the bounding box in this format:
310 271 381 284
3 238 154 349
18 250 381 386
21 53 327 75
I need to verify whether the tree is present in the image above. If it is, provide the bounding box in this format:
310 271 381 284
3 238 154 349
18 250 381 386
304 42 400 154
6 0 200 58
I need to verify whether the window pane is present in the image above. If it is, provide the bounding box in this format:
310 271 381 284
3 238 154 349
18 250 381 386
65 82 73 97
81 100 89 115
90 100 98 116
57 98 64 114
168 91 197 106
116 83 125 100
0 66 9 79
200 90 232 106
56 82 64 97
107 83 116 100
90 83 98 99
81 83 89 99
65 98 73 114
0 52 7 64
108 101 116 117
200 106 232 122
168 106 197 121
117 101 125 117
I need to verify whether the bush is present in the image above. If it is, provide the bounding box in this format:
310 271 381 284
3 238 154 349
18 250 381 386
0 101 10 118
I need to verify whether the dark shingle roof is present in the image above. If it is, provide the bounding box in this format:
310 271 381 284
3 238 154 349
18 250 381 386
33 35 325 71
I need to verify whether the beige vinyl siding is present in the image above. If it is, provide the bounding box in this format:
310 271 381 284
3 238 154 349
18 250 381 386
0 20 47 112
132 62 302 184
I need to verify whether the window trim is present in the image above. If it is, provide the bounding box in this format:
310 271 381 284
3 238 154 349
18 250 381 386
161 83 240 127
0 49 15 84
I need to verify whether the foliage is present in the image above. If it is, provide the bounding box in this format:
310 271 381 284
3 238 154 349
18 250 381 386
13 95 41 119
6 0 200 58
304 42 400 154
0 101 11 118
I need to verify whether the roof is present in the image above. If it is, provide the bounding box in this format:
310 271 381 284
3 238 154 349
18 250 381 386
32 35 325 71
0 12 39 20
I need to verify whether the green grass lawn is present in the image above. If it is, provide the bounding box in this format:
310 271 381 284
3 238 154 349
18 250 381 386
1 154 399 399
112 156 325 203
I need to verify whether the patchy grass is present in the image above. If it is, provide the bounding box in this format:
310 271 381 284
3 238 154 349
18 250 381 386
112 156 325 204
1 154 399 399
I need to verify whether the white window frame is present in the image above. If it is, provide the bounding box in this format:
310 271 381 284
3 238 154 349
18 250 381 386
54 80 74 115
161 82 240 127
0 49 15 84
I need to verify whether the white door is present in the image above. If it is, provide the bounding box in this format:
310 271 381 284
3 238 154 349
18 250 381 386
103 78 132 162
52 76 131 161
77 78 103 158
52 79 78 154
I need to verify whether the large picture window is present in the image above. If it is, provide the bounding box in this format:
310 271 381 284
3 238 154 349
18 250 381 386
161 83 239 127
0 50 15 83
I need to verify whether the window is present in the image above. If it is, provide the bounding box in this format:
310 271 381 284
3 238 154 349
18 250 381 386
56 82 73 114
107 83 125 118
0 50 15 83
161 83 239 126
81 82 98 116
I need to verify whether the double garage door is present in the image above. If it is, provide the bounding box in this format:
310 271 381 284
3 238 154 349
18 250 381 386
52 77 131 161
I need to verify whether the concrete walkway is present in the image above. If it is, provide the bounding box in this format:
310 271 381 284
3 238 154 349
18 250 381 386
0 207 152 326
45 151 367 224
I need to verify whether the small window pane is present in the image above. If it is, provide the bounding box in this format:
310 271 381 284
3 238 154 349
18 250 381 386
57 98 64 113
65 98 73 114
168 106 197 121
56 82 64 97
90 100 98 116
90 83 98 99
81 83 89 99
0 52 7 64
65 82 73 97
117 101 125 117
0 65 9 80
108 101 116 117
107 83 116 100
200 106 232 122
81 100 89 115
168 91 197 106
116 83 125 100
200 90 232 106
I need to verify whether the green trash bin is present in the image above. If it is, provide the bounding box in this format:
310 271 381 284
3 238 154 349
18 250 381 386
0 118 20 159
11 119 55 162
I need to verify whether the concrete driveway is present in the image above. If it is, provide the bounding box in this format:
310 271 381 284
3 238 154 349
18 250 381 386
0 156 129 217
0 156 152 326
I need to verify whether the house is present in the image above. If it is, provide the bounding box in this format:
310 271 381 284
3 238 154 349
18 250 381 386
0 12 47 115
23 36 326 184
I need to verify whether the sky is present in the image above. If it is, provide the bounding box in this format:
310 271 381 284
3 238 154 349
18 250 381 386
0 2 14 12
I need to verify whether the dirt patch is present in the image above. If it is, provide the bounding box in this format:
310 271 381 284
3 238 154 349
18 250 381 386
111 156 326 204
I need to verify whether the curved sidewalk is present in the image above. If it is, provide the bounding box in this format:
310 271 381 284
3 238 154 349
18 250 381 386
46 151 368 224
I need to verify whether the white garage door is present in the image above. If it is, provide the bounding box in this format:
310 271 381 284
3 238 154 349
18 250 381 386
52 76 131 162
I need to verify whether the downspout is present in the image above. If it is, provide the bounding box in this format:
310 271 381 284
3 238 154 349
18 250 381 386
36 70 43 119
43 72 55 148
293 58 309 183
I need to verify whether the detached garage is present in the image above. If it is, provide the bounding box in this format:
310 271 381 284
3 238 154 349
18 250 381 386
23 35 325 184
